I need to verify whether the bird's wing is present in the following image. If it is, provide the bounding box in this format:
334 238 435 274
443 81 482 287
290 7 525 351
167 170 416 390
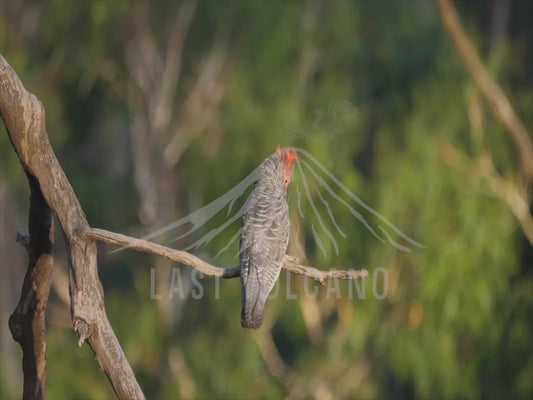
240 189 289 294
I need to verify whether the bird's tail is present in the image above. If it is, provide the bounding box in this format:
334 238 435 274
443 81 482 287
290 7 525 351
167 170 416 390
241 286 269 329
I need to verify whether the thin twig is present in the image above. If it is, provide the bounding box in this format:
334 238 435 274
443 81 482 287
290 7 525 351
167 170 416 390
82 227 369 285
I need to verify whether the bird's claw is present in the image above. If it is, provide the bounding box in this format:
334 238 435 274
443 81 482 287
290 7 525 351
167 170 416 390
285 255 300 264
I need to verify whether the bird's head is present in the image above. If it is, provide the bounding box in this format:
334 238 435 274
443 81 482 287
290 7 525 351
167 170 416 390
277 145 300 187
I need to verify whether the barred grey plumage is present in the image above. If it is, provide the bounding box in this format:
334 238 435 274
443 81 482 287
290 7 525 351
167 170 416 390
240 146 299 329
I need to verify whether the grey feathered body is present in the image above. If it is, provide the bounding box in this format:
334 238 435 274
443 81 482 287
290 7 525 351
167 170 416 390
240 154 290 329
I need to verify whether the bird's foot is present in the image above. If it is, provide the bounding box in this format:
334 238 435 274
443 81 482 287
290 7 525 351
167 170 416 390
285 255 300 264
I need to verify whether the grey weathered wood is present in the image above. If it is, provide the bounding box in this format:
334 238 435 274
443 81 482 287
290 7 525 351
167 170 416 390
0 54 145 400
82 227 369 285
0 50 368 400
8 171 53 400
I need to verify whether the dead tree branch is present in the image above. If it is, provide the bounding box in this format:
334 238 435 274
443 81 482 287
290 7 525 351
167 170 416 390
84 228 240 279
436 0 533 184
82 227 369 285
7 172 53 400
1 48 366 399
0 54 145 399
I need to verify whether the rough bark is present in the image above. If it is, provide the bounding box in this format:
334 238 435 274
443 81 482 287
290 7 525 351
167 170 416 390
7 172 53 400
0 54 145 399
1 51 367 399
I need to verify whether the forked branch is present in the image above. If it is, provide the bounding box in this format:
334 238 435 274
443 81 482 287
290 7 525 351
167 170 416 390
0 53 145 400
1 50 366 400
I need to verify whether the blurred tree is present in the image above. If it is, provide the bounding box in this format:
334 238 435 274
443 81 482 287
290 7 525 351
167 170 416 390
1 0 532 399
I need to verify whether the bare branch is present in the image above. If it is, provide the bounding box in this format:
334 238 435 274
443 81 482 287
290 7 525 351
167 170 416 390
82 227 369 285
7 172 53 400
153 0 198 134
282 256 369 286
0 53 145 400
125 1 198 224
83 228 240 279
436 0 533 183
1 44 365 400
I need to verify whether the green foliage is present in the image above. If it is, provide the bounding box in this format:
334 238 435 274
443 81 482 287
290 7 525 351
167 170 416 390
1 1 532 399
